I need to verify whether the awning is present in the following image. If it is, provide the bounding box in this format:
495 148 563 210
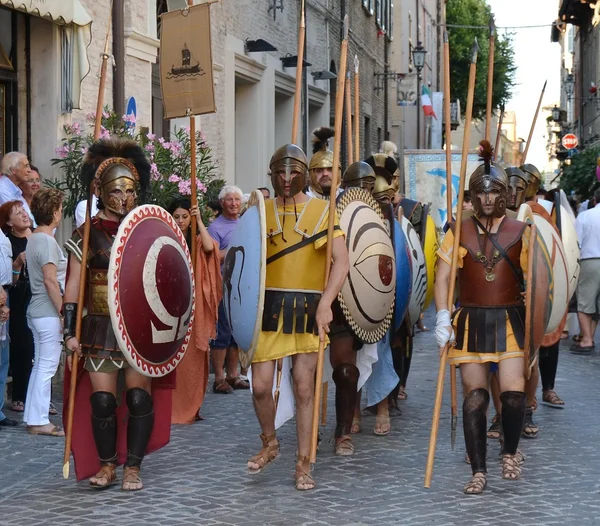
0 0 92 111
0 0 91 26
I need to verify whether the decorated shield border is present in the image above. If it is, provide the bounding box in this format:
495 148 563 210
238 190 267 369
108 204 196 378
336 187 395 344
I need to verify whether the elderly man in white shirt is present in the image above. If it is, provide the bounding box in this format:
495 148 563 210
572 188 600 353
0 152 34 225
0 229 16 428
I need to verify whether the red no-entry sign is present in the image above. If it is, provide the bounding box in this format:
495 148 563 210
562 133 579 149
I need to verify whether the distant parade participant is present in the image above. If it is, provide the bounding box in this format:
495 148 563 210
247 144 348 491
435 141 530 494
63 139 171 491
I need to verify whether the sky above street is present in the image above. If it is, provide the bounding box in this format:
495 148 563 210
486 0 561 170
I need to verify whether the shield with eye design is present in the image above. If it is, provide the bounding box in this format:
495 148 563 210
398 208 428 331
336 188 396 343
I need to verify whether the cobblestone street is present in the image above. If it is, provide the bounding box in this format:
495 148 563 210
2 311 600 525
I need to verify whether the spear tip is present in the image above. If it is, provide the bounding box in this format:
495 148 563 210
471 38 479 62
354 55 359 72
343 14 349 39
489 15 496 36
444 30 449 43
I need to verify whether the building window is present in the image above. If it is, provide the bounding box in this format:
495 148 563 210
364 115 371 157
362 0 374 16
408 11 413 71
376 0 382 27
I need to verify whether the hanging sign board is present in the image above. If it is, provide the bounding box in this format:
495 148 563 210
160 4 216 118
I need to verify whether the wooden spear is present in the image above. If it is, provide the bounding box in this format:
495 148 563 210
291 0 306 145
424 38 479 489
354 56 360 162
443 31 458 440
484 17 496 143
310 15 349 464
188 0 198 269
494 103 505 161
346 71 353 166
522 80 547 164
63 5 113 479
275 0 307 411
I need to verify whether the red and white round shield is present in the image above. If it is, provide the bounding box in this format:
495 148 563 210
108 205 195 377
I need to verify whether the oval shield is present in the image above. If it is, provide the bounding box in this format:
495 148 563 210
108 205 195 377
421 209 438 311
392 218 413 331
398 207 427 330
337 188 396 343
556 205 580 301
222 190 266 368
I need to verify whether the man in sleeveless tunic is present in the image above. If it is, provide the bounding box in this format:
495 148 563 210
435 141 530 494
247 144 348 491
63 139 160 491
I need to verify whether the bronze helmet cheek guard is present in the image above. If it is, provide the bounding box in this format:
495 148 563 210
469 140 509 219
269 144 308 198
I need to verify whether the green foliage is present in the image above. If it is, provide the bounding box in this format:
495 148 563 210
446 0 517 121
559 146 600 198
46 108 218 220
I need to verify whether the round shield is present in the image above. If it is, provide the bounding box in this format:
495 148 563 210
421 211 438 311
398 207 427 329
108 205 195 377
558 206 580 300
392 218 413 330
223 190 266 368
528 203 569 342
337 188 395 343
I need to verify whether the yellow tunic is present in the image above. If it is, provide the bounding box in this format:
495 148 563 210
252 198 344 363
437 224 530 365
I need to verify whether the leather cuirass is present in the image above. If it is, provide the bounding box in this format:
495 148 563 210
456 217 526 308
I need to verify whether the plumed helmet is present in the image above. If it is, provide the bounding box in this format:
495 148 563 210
372 174 396 206
308 127 336 195
81 138 150 217
342 161 376 193
505 166 528 210
269 144 308 198
520 163 542 199
364 153 397 184
468 140 508 218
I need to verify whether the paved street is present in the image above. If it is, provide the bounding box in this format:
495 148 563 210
1 311 600 525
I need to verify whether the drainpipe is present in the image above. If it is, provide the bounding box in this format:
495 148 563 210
113 0 125 115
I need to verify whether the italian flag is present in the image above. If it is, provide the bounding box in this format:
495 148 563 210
421 85 437 119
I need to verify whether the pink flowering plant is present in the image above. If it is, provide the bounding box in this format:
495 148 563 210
48 107 217 218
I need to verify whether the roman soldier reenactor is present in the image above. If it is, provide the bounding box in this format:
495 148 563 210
435 141 530 494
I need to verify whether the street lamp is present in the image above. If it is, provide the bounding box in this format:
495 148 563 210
565 73 575 100
412 41 427 80
552 105 561 122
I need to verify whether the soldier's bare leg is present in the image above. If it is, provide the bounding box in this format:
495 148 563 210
89 371 119 488
523 365 539 438
497 357 526 480
247 360 278 473
330 335 359 454
291 352 317 490
460 363 490 494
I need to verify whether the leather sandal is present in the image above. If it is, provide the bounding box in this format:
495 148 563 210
502 454 522 480
463 472 487 495
487 414 502 439
295 455 316 491
89 464 118 489
122 466 143 491
212 380 234 394
247 433 279 475
374 414 390 436
542 389 565 407
522 407 538 439
334 435 354 456
226 376 250 390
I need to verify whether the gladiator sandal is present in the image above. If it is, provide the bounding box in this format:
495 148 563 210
247 433 279 475
487 414 502 439
122 466 143 491
334 435 355 456
89 463 118 489
501 454 522 480
463 472 487 495
522 407 538 439
295 455 316 491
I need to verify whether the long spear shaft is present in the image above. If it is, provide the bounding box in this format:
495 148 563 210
354 56 360 162
484 18 495 142
291 0 306 145
346 72 353 166
522 80 547 163
63 5 113 479
424 38 479 489
494 104 505 161
310 15 349 464
189 0 197 269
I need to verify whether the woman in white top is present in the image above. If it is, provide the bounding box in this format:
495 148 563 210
23 188 67 436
